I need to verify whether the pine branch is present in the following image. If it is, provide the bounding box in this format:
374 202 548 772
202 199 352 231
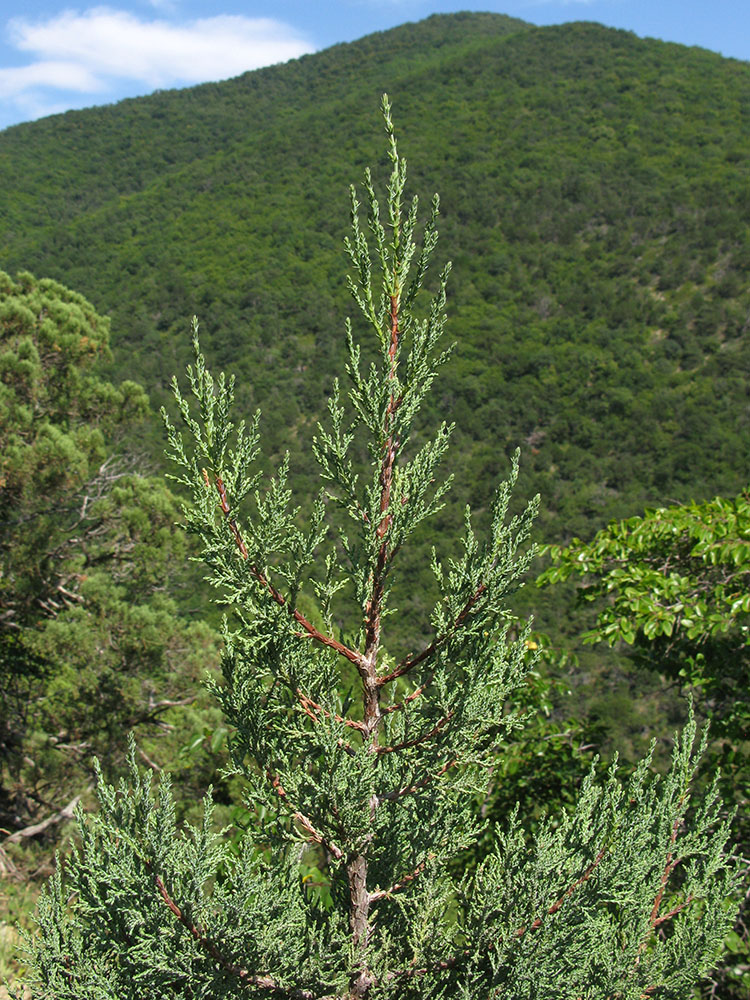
639 817 689 953
213 473 249 560
295 689 360 758
296 689 367 735
387 847 609 984
379 758 457 802
345 220 411 992
653 895 693 927
289 612 365 669
380 676 433 714
386 953 464 984
362 293 402 691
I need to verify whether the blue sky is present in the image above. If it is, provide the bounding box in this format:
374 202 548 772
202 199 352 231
1 1 749 132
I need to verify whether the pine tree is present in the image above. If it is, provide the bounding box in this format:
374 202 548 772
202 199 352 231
0 270 218 861
14 96 740 1000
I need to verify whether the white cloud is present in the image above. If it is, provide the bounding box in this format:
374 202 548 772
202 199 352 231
0 59 101 98
2 6 315 125
9 7 314 86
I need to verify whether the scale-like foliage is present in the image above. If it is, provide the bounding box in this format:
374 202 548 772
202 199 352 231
15 96 740 1000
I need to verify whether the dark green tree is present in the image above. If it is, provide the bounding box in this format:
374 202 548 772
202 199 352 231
14 98 740 1000
0 270 218 857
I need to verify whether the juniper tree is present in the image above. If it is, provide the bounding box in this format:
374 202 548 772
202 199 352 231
15 96 740 1000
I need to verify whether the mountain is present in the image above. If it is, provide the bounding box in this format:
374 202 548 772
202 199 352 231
1 12 748 550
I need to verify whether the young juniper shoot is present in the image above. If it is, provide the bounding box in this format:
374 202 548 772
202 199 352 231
18 96 739 1000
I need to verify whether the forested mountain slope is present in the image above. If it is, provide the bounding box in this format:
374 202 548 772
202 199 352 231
1 12 748 547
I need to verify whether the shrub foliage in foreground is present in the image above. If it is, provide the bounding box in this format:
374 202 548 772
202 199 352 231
16 98 740 1000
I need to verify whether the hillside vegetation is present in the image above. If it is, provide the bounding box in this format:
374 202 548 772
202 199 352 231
1 12 748 550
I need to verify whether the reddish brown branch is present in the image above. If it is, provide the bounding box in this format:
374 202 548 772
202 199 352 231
295 690 359 758
370 859 429 901
516 847 607 939
640 818 685 953
376 292 401 518
62 953 75 988
362 293 402 678
653 896 693 927
379 758 457 801
282 596 363 668
215 475 249 560
633 816 693 982
379 640 436 686
342 293 405 999
153 873 314 998
208 473 364 670
296 689 367 734
648 852 679 931
373 712 454 755
387 953 464 984
251 560 363 668
381 678 432 714
267 769 344 861
378 583 487 685
388 847 608 985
